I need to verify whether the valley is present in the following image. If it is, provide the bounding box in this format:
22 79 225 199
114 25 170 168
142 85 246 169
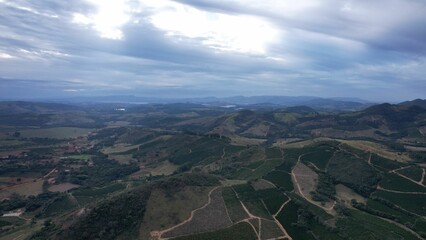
0 100 425 239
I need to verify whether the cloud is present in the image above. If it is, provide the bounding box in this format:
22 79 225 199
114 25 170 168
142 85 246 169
0 0 424 101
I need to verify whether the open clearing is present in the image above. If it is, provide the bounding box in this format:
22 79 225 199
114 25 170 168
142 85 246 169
147 161 179 176
230 136 266 146
338 139 411 162
48 183 80 192
19 127 93 139
0 180 43 199
335 184 366 205
292 162 318 200
277 137 332 148
101 143 140 154
250 179 275 191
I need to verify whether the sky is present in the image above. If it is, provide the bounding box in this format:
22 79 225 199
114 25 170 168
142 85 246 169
0 0 425 102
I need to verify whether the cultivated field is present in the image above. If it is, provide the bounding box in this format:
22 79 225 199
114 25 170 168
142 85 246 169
140 186 212 239
48 183 80 192
19 127 93 139
161 187 232 238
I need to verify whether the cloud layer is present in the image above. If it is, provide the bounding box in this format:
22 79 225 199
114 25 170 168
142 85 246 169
0 0 425 101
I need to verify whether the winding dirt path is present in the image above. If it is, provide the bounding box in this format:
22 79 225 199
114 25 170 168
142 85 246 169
420 169 425 185
272 196 293 240
376 186 426 195
291 155 335 213
235 189 292 240
151 186 220 240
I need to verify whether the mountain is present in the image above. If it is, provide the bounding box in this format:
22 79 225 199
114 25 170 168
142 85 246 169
399 99 426 109
50 95 373 112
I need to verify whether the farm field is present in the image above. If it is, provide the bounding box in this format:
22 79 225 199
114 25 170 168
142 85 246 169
379 173 426 193
221 187 248 223
161 188 232 238
19 127 93 139
173 222 256 240
338 139 411 162
396 166 424 182
48 183 80 192
263 171 293 191
372 190 426 216
140 186 212 239
0 101 425 239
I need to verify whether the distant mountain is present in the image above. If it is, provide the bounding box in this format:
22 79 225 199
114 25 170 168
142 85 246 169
53 95 373 112
0 101 78 115
399 99 426 109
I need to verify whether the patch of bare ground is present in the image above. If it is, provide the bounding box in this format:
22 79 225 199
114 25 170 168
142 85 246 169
278 137 332 148
292 159 335 213
230 136 266 146
220 179 247 187
311 128 387 141
147 161 178 176
140 186 212 240
251 179 275 191
241 123 270 138
160 187 232 239
131 161 178 179
338 139 411 162
272 138 303 148
48 183 80 192
292 162 318 200
335 184 366 206
0 180 43 200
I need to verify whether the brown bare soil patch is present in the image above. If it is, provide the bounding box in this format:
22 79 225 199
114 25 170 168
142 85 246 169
338 140 411 162
242 123 270 137
292 161 318 199
0 180 43 200
335 184 366 205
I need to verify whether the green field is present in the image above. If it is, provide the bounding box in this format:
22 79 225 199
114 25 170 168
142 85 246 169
300 146 334 170
379 173 426 193
173 222 256 240
72 183 126 205
0 216 25 228
233 184 271 219
233 159 283 180
372 190 426 216
255 188 287 214
42 195 77 217
328 150 378 196
276 201 315 240
263 171 294 191
336 210 419 240
65 154 94 160
397 166 424 182
19 127 93 139
265 147 282 158
370 154 406 171
366 199 416 225
222 187 248 223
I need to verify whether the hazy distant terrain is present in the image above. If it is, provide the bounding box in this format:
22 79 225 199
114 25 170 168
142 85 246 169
0 99 425 240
